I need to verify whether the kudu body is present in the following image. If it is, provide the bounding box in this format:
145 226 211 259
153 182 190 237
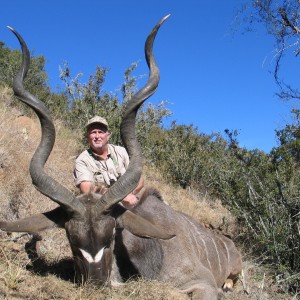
1 16 242 299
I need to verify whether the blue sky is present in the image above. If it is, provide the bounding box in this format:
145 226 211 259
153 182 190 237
0 1 296 152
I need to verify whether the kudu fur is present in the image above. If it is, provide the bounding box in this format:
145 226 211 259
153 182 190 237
1 16 242 299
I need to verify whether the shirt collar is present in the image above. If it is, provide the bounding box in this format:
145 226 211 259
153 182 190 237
88 146 111 161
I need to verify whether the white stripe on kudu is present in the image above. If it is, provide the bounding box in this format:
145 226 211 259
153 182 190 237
79 248 104 263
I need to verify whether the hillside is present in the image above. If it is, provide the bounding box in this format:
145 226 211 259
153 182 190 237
0 87 295 299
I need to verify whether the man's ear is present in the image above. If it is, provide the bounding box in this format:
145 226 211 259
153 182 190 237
107 132 111 141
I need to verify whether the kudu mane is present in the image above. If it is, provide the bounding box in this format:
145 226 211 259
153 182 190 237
138 187 164 205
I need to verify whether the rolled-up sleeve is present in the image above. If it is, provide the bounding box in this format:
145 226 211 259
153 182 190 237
73 156 94 187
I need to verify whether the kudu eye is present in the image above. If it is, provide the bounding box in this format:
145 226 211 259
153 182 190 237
102 209 112 216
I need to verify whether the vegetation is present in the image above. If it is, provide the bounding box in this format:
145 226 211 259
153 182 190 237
0 24 299 298
0 41 64 116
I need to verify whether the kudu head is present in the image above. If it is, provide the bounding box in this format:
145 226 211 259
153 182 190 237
3 15 172 284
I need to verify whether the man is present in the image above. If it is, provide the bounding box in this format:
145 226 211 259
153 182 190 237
74 116 144 208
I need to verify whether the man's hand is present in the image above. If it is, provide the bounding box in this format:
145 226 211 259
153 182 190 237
79 181 108 194
122 193 139 209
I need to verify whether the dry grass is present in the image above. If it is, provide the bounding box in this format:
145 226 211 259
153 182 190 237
0 87 297 299
144 166 237 235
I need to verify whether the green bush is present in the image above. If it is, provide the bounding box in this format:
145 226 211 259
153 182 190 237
58 61 172 147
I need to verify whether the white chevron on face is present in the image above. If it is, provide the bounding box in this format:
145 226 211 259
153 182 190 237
79 248 104 263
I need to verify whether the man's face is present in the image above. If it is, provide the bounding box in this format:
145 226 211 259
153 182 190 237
87 123 110 152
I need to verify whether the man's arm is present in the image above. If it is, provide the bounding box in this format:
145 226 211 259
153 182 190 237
121 176 144 209
74 154 95 193
79 181 94 193
132 176 144 195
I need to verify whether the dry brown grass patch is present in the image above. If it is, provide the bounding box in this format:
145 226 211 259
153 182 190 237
144 166 237 235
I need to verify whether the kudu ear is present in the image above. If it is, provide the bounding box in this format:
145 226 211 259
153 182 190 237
119 210 175 240
0 207 68 234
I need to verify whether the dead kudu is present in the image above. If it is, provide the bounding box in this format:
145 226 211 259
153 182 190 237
1 16 242 299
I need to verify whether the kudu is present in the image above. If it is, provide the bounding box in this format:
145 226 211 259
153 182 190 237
1 16 242 299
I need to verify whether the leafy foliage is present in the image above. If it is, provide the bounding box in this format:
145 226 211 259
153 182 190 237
59 62 122 139
0 41 67 117
224 129 300 292
59 61 172 146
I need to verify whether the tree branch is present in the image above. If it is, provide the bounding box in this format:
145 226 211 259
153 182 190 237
279 7 300 35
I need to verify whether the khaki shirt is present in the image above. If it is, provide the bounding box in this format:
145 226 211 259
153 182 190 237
74 144 129 187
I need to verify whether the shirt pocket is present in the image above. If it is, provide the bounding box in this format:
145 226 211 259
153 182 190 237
94 172 104 183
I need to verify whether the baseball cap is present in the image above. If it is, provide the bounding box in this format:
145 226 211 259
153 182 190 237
86 116 109 129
